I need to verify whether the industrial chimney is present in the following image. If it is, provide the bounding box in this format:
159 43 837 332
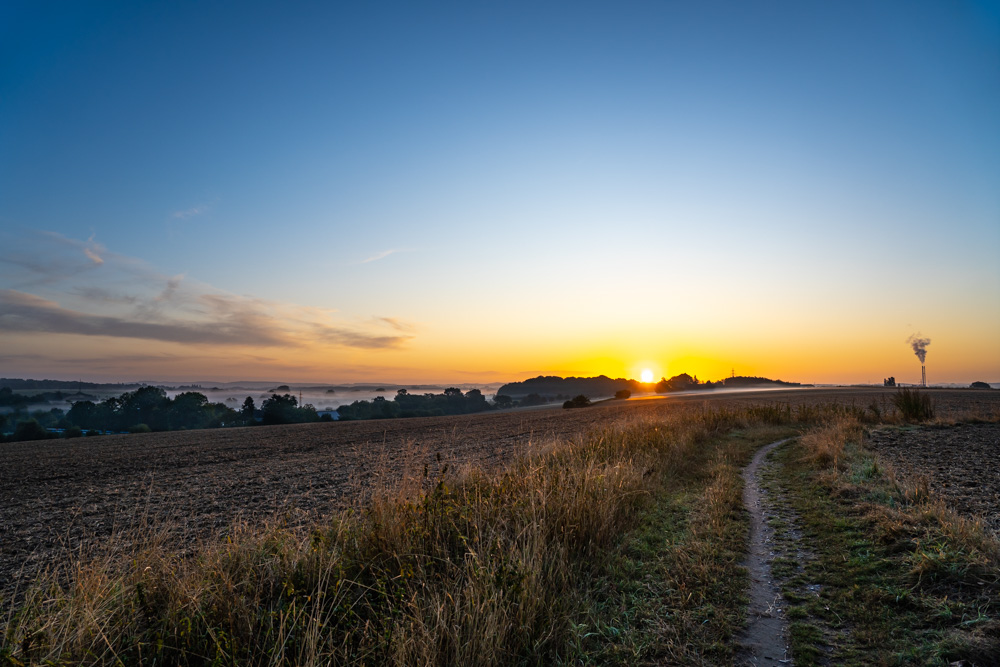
908 334 931 388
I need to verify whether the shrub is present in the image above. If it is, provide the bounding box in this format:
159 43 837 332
563 395 591 409
128 423 151 434
11 419 51 442
893 388 935 422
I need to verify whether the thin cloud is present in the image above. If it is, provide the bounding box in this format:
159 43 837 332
0 230 108 286
71 286 139 305
0 289 292 347
374 316 414 332
359 248 412 264
0 289 411 351
172 204 210 219
83 247 104 265
0 231 415 353
309 321 412 349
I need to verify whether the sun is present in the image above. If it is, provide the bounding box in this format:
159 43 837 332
640 369 654 383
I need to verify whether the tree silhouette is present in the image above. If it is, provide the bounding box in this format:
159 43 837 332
241 396 256 423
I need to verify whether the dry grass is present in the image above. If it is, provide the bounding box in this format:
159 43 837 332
892 387 935 422
7 398 994 665
3 407 764 665
798 416 864 470
773 414 1000 664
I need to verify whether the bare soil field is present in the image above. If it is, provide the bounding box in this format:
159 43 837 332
867 422 1000 536
2 387 997 594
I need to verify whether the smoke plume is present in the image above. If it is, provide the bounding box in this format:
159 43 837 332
907 334 931 363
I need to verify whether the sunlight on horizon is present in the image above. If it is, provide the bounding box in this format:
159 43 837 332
0 3 997 385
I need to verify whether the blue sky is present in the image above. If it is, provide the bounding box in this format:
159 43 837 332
1 1 998 383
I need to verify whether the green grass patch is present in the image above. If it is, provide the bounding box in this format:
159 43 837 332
770 423 1000 665
580 425 799 664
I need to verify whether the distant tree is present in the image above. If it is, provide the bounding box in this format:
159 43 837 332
118 386 169 429
169 392 210 430
11 418 51 442
615 389 631 400
261 394 299 425
464 389 489 413
444 387 462 397
563 395 592 409
261 393 319 425
519 393 547 407
655 373 698 393
67 400 101 430
30 408 63 429
494 394 513 409
970 381 991 389
241 396 256 424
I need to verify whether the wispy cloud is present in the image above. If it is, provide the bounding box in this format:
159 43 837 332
373 316 414 332
0 289 291 346
0 231 414 352
359 248 412 264
172 204 210 219
83 247 104 265
0 231 109 287
0 288 411 350
309 322 412 349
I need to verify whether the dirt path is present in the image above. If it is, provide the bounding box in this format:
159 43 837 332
738 439 792 665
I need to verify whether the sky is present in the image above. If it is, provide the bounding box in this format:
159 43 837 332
1 1 998 386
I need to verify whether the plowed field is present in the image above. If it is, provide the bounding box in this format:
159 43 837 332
2 387 997 593
867 422 1000 536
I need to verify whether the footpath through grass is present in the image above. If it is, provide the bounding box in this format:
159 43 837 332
7 398 993 666
766 419 1000 665
1 403 812 666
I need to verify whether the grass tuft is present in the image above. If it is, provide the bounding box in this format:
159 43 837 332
893 387 935 422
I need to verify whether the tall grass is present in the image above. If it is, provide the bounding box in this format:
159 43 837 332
785 413 1000 663
2 407 772 665
893 387 935 422
0 401 913 665
799 417 864 470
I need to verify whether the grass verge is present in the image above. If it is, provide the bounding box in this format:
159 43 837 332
580 424 798 665
769 418 1000 665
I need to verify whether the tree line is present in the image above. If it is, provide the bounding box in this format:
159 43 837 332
1 387 324 443
337 387 491 420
